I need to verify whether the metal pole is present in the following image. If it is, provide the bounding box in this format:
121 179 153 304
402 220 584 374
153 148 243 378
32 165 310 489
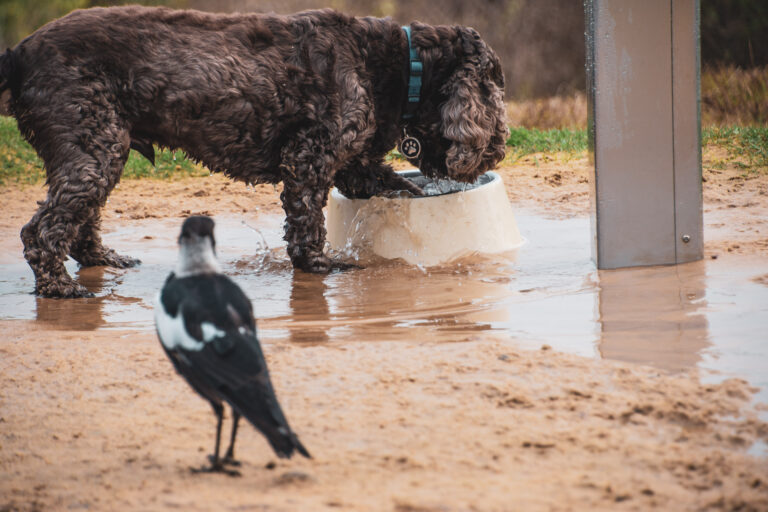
585 0 702 269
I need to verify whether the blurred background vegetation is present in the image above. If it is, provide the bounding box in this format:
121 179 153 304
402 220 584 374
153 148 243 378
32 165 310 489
0 0 765 183
1 0 767 127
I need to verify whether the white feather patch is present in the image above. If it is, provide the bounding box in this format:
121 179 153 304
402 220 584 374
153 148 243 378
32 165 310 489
154 292 205 351
175 236 221 278
201 322 226 342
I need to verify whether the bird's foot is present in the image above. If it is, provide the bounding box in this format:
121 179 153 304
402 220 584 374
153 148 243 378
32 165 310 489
190 458 241 477
213 453 242 467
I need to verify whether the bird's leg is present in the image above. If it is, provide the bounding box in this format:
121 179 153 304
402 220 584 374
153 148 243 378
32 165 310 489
222 411 242 467
191 403 241 477
211 405 224 465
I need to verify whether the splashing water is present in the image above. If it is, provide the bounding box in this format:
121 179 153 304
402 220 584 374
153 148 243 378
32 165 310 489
333 197 423 266
240 220 282 271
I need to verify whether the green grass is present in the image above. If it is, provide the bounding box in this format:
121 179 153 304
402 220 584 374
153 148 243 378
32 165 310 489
505 127 588 160
0 116 207 185
385 147 407 162
702 125 768 173
503 125 768 174
0 116 41 185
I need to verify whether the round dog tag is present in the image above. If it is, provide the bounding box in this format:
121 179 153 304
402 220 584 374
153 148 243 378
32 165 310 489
399 136 421 159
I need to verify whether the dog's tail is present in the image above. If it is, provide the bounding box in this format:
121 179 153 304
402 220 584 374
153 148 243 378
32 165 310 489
0 48 21 97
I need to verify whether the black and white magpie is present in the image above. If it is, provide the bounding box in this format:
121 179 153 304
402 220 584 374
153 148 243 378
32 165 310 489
155 215 310 475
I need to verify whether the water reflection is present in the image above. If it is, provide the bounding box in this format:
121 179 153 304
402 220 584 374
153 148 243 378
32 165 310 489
34 266 111 330
596 261 710 371
323 260 511 344
32 265 149 331
287 272 330 345
267 260 512 345
35 295 106 331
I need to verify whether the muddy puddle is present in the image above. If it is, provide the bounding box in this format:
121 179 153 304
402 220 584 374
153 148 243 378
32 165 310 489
1 211 767 402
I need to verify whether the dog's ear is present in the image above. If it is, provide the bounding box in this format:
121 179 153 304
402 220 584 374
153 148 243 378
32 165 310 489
439 28 508 180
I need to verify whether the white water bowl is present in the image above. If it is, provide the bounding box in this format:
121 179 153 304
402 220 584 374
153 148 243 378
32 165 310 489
326 170 524 266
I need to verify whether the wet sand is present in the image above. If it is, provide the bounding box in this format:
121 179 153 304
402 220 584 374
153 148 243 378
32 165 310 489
2 153 768 511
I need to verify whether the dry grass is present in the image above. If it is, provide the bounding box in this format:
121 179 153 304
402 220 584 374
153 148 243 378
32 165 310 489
506 92 587 130
507 66 768 130
702 65 768 126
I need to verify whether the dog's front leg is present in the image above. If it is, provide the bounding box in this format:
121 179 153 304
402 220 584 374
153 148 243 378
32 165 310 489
374 164 425 197
279 141 351 273
334 161 424 199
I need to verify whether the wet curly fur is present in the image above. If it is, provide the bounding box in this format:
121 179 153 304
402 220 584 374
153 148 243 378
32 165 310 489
0 6 507 298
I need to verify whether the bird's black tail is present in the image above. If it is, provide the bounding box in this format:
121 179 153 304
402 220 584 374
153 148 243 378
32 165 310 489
0 48 20 97
228 386 311 460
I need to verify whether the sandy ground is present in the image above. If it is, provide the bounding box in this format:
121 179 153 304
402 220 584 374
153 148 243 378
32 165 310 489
2 151 768 511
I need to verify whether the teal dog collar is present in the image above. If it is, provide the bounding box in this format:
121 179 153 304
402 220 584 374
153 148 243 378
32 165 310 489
402 25 422 120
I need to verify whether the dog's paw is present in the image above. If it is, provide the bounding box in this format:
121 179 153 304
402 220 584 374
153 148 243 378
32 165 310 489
105 252 141 269
296 253 360 274
75 249 141 269
329 260 361 272
380 172 424 197
36 279 94 299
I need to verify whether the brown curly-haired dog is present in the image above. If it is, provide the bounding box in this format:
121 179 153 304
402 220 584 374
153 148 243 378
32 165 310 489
0 6 507 298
